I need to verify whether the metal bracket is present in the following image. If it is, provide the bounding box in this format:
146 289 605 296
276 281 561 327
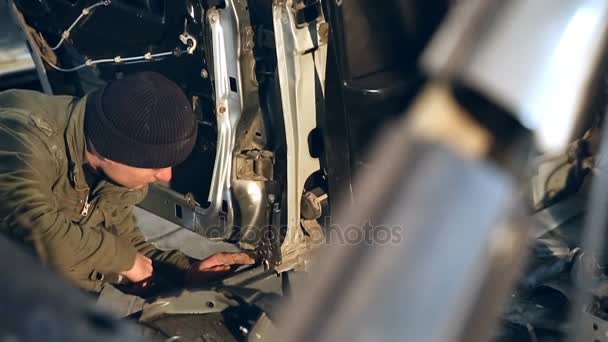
138 184 227 239
272 0 329 257
236 150 274 181
179 19 198 54
139 290 239 322
201 0 267 240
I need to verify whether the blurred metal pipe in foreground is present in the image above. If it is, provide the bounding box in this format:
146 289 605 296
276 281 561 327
272 119 526 342
424 0 608 153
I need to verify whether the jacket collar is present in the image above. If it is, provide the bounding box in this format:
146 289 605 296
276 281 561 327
63 95 148 201
65 95 89 192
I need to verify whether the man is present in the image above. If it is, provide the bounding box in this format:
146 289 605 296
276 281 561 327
0 71 254 292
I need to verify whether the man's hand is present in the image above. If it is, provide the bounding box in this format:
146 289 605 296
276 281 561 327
187 252 256 285
121 253 153 283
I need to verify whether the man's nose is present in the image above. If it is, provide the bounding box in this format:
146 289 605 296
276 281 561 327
155 167 172 182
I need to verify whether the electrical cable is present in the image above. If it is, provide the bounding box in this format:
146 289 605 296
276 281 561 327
40 50 181 72
50 0 111 51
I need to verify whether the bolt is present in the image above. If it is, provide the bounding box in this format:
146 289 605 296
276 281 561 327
217 105 227 114
268 194 276 203
210 13 219 23
200 69 209 78
319 22 329 43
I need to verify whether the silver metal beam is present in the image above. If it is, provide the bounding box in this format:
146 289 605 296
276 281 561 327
272 0 329 257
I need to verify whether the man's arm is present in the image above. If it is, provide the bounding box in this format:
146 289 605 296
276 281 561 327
116 208 259 285
114 206 194 271
0 119 137 281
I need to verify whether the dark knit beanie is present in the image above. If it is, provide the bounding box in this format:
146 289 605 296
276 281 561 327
84 71 198 168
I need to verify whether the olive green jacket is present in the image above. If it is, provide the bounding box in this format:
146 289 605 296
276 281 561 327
0 89 192 291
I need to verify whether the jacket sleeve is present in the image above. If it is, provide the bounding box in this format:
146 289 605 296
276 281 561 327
0 119 137 277
114 206 195 271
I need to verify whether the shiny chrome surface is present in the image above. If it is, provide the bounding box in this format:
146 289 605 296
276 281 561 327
424 0 608 152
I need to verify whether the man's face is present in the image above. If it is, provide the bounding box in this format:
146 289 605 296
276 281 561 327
99 159 172 189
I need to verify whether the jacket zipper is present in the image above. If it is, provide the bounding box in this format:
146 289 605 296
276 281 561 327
81 192 91 217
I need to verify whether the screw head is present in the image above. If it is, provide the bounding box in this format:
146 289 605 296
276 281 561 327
200 69 209 78
217 105 227 114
